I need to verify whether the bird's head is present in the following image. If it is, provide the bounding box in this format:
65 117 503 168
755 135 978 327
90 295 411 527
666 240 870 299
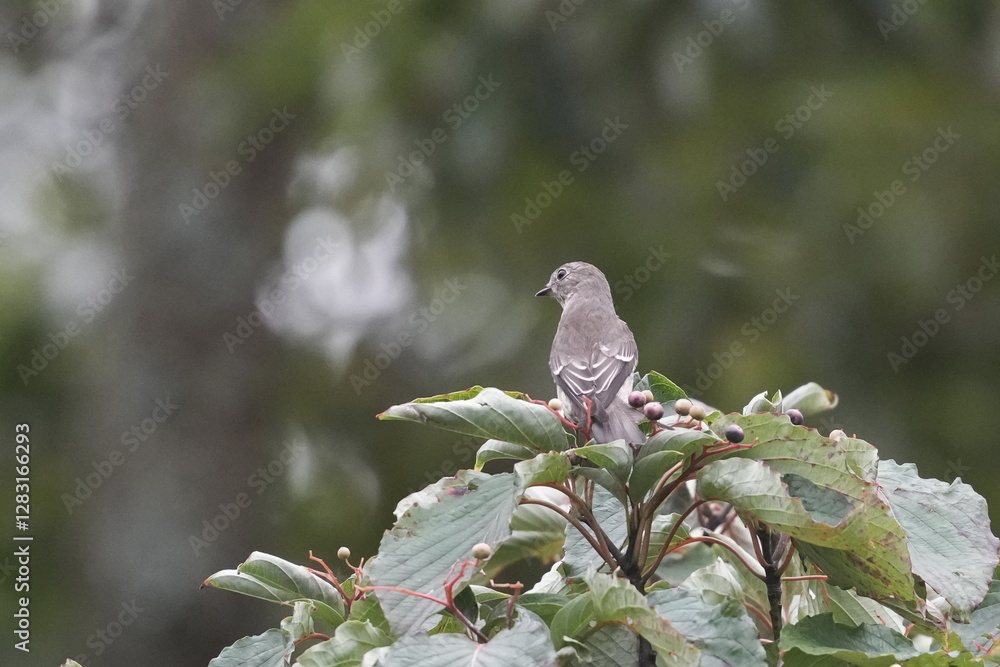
535 261 611 306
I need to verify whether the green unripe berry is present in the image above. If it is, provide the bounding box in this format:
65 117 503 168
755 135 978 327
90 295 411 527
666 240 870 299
688 404 707 421
337 546 351 561
673 398 692 416
471 542 492 560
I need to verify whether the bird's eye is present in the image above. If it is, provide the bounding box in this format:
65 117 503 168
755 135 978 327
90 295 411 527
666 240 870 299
556 269 567 280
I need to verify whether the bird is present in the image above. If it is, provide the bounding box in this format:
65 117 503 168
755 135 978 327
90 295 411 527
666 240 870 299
536 261 645 445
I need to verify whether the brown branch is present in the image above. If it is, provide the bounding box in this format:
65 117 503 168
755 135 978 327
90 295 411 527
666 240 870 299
537 481 625 573
519 497 618 571
641 499 706 583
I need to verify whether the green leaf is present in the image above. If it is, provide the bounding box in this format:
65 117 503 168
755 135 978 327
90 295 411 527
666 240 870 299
208 629 294 667
550 591 596 649
379 387 570 452
697 458 915 601
630 428 721 502
517 592 570 625
635 371 688 403
298 622 392 666
743 391 780 415
486 502 566 572
373 610 557 666
579 624 638 666
203 556 347 629
648 587 767 667
680 557 769 632
779 613 921 664
369 472 522 635
573 441 633 485
637 428 720 464
574 466 629 506
294 620 394 667
782 473 854 526
411 386 519 403
515 451 572 486
955 580 1000 651
281 600 315 642
348 595 392 636
453 584 479 625
646 513 690 567
710 413 878 482
585 571 700 665
237 552 347 620
476 439 538 469
823 584 906 633
783 382 839 416
628 449 686 502
876 459 1000 619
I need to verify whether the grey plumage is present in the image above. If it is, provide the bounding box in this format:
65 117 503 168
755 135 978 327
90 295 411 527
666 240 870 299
536 261 645 444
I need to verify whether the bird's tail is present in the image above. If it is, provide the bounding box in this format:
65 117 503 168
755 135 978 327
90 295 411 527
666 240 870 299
591 400 646 445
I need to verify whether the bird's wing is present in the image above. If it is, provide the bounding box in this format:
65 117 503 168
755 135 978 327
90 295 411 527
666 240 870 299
550 323 638 419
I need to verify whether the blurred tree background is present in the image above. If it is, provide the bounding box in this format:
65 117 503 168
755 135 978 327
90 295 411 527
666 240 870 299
1 0 998 664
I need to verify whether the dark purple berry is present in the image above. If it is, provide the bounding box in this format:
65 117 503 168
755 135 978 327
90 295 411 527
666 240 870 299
643 402 664 421
628 391 647 408
787 409 804 426
724 424 745 443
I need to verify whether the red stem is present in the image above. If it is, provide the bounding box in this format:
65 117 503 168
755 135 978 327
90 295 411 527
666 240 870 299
294 632 331 646
641 499 706 583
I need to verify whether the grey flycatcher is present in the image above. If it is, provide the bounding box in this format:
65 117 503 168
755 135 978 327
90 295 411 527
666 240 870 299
536 261 645 444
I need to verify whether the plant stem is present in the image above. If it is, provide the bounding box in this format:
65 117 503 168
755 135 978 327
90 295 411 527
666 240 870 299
639 636 655 666
641 499 705 583
757 527 783 641
538 482 617 562
519 498 618 571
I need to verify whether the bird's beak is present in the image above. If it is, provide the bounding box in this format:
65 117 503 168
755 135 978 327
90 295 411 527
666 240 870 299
535 285 551 297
